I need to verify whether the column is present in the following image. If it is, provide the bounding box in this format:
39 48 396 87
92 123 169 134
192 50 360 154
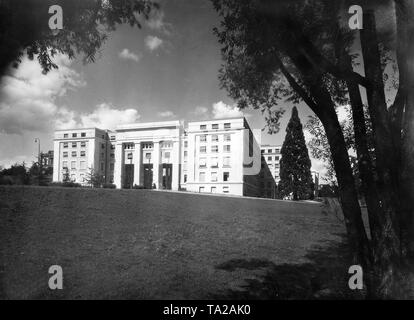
114 143 123 189
153 141 161 189
133 142 141 186
53 140 60 182
172 140 180 190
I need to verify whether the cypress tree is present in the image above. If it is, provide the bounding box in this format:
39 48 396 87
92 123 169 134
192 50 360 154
279 107 313 200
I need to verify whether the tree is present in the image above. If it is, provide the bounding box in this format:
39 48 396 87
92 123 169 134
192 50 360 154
279 107 313 200
85 167 105 188
212 0 414 298
62 167 70 183
0 0 158 76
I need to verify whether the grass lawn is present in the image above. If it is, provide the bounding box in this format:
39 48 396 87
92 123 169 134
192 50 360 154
0 186 359 299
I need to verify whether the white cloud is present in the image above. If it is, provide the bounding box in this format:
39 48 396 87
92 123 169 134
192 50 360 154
212 101 244 119
118 48 141 62
79 103 140 130
145 35 163 51
0 54 85 135
157 110 175 118
145 10 172 35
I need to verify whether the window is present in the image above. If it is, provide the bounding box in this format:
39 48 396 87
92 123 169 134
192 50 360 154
101 143 105 149
275 148 280 153
223 157 231 167
261 150 265 154
211 145 218 153
199 172 205 182
211 186 217 193
72 151 77 157
275 156 280 161
223 186 229 193
184 174 187 183
268 156 272 161
224 134 231 141
111 145 115 150
200 135 207 142
108 153 114 159
212 124 219 129
81 142 86 147
275 163 280 168
62 161 68 168
223 145 231 152
80 151 86 157
200 146 206 153
110 135 115 141
199 158 206 168
127 153 133 160
211 172 218 182
200 124 206 130
72 133 77 138
72 142 77 148
199 187 205 193
81 132 86 137
63 133 68 138
223 172 229 182
70 161 76 170
63 152 68 158
211 157 218 168
224 123 231 129
110 163 114 171
268 149 272 153
211 134 219 142
275 175 279 180
80 161 86 170
63 142 68 148
145 153 151 160
184 141 188 148
100 162 104 171
184 151 188 158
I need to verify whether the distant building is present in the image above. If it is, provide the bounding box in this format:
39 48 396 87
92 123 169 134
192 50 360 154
53 117 277 198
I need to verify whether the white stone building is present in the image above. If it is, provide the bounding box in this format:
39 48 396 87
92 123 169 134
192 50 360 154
53 117 277 198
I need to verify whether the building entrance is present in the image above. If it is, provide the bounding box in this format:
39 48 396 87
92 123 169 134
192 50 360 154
162 164 173 190
123 164 134 189
143 164 153 189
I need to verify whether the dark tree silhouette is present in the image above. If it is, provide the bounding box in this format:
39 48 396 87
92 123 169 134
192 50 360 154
0 0 158 76
279 107 313 200
212 0 414 298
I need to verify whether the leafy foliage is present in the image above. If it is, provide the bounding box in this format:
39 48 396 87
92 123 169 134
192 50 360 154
0 0 158 75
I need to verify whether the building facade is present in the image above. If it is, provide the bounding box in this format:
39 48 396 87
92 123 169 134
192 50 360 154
53 118 277 198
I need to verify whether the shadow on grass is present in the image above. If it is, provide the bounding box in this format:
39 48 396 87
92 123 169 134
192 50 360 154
211 235 363 300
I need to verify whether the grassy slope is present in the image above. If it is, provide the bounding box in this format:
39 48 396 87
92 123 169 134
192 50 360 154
0 186 353 299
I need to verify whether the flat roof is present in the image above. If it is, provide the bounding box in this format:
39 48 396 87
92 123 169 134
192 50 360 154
116 120 182 131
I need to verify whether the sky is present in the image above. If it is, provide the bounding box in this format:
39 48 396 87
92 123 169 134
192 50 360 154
0 0 324 176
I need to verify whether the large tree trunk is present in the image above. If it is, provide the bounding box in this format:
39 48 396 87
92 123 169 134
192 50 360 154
394 0 414 259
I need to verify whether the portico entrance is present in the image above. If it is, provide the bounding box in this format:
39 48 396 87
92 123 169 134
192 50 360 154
143 164 153 189
162 164 172 190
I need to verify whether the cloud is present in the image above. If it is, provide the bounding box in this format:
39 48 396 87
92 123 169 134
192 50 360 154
157 110 175 118
145 36 163 51
145 10 173 35
79 103 140 130
0 54 85 135
212 101 244 119
118 48 141 62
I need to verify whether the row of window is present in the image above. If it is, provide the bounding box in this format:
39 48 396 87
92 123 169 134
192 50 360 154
261 148 281 154
63 141 87 148
63 151 86 157
62 160 87 170
200 145 231 153
266 156 280 161
199 134 231 142
63 132 87 138
199 171 230 182
199 186 230 194
200 123 232 130
199 156 231 168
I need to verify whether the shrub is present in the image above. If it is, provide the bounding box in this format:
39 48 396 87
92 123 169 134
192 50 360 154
102 183 116 189
48 182 81 188
132 184 145 189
